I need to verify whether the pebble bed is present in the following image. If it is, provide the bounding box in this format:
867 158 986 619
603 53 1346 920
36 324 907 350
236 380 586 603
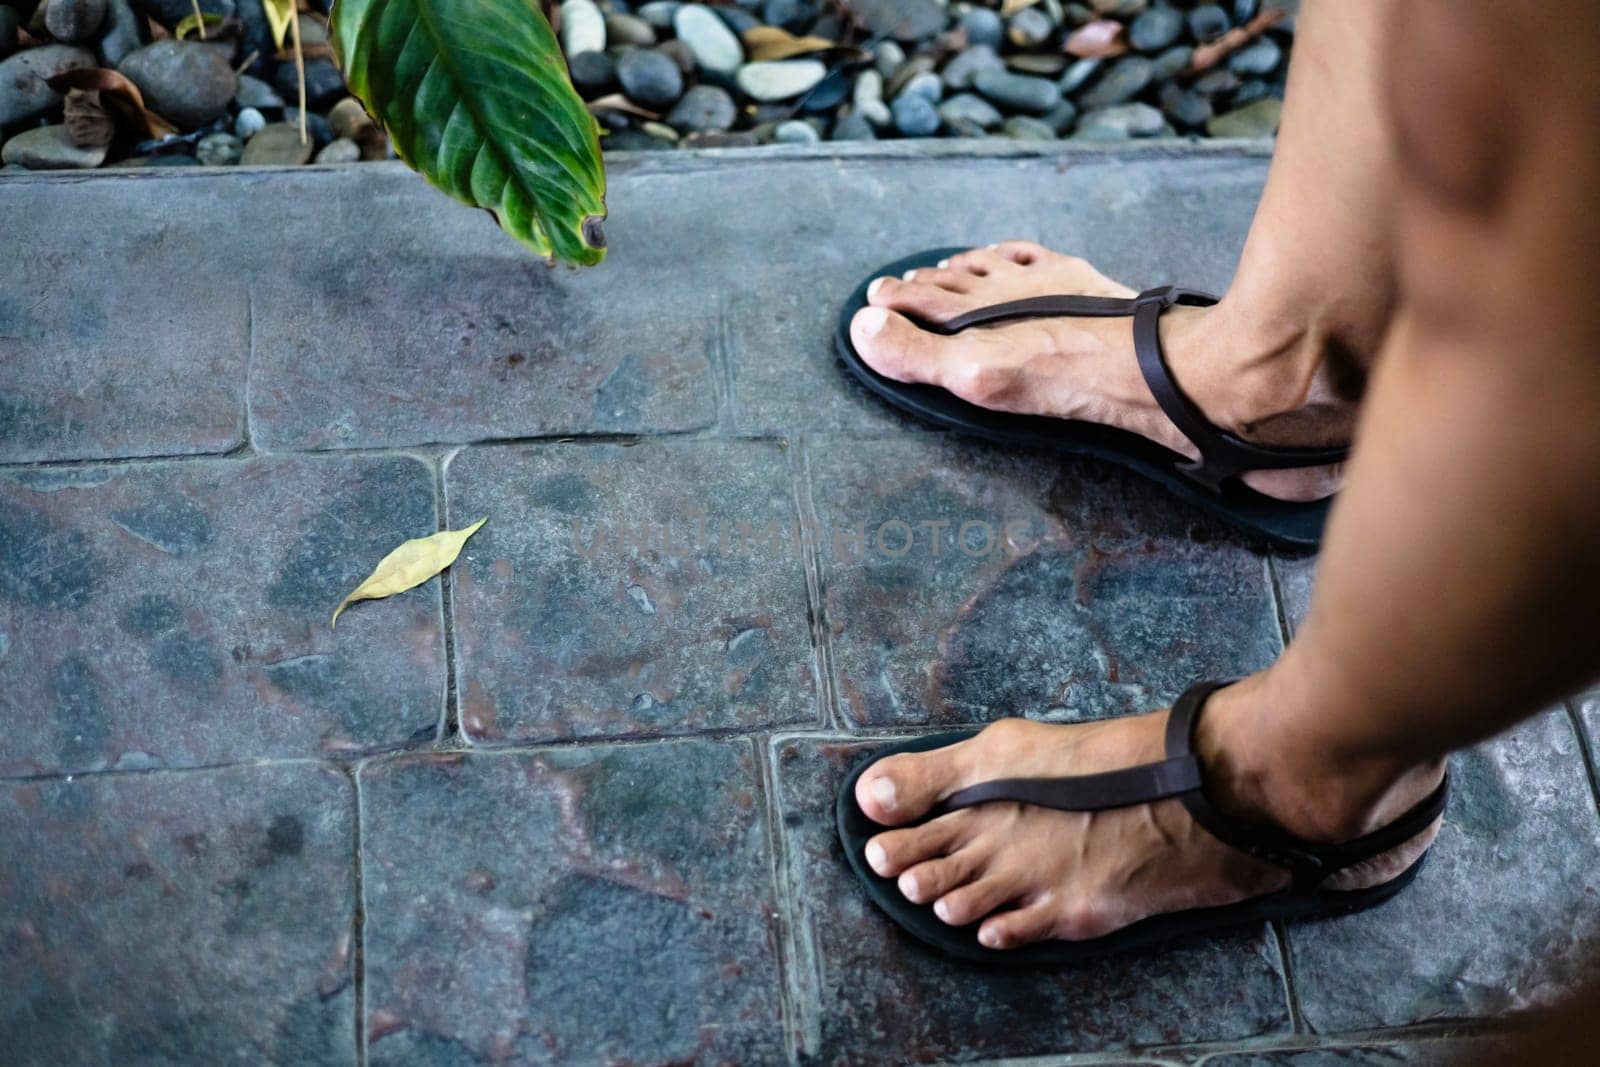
0 0 1291 171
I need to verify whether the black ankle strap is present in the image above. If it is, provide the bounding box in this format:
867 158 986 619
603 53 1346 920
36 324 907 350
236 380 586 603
936 680 1448 895
930 284 1350 490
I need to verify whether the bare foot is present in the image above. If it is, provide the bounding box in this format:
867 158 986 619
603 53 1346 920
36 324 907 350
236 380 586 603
851 242 1357 502
854 687 1442 950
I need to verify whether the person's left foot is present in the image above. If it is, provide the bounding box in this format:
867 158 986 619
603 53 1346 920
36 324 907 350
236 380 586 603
855 698 1442 950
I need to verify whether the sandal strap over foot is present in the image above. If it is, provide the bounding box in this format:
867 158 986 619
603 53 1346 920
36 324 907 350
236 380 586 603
930 284 1350 491
936 680 1449 895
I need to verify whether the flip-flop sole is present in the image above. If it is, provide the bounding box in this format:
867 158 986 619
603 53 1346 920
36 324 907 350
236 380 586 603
835 248 1333 550
836 731 1429 967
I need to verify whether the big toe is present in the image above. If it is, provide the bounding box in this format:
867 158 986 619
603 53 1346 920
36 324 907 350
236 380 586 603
850 305 958 387
855 743 966 827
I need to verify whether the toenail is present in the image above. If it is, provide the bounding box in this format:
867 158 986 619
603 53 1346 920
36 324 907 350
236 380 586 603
870 775 897 810
979 926 1001 948
934 898 952 922
898 871 918 899
902 269 917 281
936 258 949 268
866 277 886 299
864 840 888 873
855 307 889 337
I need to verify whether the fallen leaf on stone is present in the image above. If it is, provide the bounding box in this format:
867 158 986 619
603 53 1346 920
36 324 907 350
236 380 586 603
585 94 661 120
62 89 115 148
46 69 176 140
175 12 230 40
743 26 836 61
1000 0 1042 15
331 518 486 628
1064 19 1128 59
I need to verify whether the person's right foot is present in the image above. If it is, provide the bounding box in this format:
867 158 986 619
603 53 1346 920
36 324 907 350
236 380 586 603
852 242 1358 502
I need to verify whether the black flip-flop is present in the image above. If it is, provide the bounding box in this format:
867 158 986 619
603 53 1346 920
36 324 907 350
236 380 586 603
836 680 1446 967
835 248 1348 548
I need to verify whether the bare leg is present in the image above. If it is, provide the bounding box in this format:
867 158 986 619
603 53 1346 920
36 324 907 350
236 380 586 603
851 0 1401 501
847 0 1600 950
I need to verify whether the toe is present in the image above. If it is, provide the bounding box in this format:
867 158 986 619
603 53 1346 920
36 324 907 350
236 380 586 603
900 267 971 292
934 872 1019 926
854 739 975 825
862 816 963 878
989 240 1051 265
867 276 970 323
896 848 980 904
947 248 1013 276
976 899 1059 950
849 307 972 391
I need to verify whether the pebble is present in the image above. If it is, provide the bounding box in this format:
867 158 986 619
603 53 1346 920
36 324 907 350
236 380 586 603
665 84 735 132
135 0 233 27
45 0 106 44
1232 78 1274 107
858 98 891 128
640 120 679 142
852 68 883 109
973 68 1060 115
283 107 333 146
735 58 825 101
1003 115 1057 141
717 6 761 35
1207 97 1282 137
873 40 905 78
1009 52 1067 76
119 41 236 129
799 68 848 113
234 106 266 139
891 93 939 137
831 109 876 140
568 50 616 96
239 122 313 164
314 136 361 163
1191 68 1240 96
657 38 696 75
674 4 743 75
773 118 819 145
638 2 680 30
606 128 674 150
0 8 16 61
235 74 284 109
281 57 345 109
1058 57 1101 94
192 130 240 165
1043 98 1078 133
1158 82 1212 127
1151 45 1194 80
617 48 683 108
898 71 942 104
1078 56 1153 110
1228 38 1282 76
959 7 1003 48
941 43 1003 90
605 13 657 47
1 123 107 168
852 0 944 42
1007 7 1055 48
1187 4 1230 42
0 44 96 127
937 93 1002 132
560 0 606 57
1128 5 1182 52
1074 102 1165 139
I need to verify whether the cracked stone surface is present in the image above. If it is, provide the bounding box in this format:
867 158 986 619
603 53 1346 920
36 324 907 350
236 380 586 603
0 455 444 775
770 736 1293 1062
447 439 818 742
360 740 785 1065
1288 709 1600 1031
808 434 1282 726
0 763 356 1065
1198 1037 1514 1065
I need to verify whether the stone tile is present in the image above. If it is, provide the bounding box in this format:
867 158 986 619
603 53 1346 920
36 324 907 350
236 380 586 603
447 439 818 742
244 167 717 451
0 763 356 1065
1270 552 1315 637
720 152 1266 436
0 182 248 463
360 741 785 1065
770 736 1292 1062
1289 710 1600 1032
0 455 444 776
807 435 1281 727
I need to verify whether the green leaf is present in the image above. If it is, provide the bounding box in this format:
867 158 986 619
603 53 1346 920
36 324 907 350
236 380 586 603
329 0 607 265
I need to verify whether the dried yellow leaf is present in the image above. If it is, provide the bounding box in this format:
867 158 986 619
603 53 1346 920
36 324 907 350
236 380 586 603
1000 0 1042 15
743 25 837 61
263 0 296 50
331 517 487 628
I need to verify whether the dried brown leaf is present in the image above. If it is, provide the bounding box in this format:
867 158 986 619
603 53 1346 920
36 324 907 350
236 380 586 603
743 25 836 61
46 68 177 139
1187 7 1287 74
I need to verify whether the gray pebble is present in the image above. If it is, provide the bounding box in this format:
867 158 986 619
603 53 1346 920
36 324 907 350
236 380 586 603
973 68 1060 115
119 41 236 129
831 109 876 141
616 48 683 108
605 13 656 47
891 93 939 137
1151 45 1194 80
234 106 266 139
674 4 743 75
1158 81 1212 127
1 123 106 168
1002 115 1057 141
195 130 242 165
735 58 825 101
665 83 736 132
941 43 1003 91
1058 57 1101 94
0 8 17 61
858 98 891 128
0 44 96 127
1228 37 1282 76
44 0 106 44
1207 97 1282 137
1078 56 1153 110
959 8 1003 48
873 40 905 78
234 73 283 109
773 118 819 145
638 1 680 29
560 0 606 56
1006 7 1055 48
1042 98 1078 133
897 70 942 104
1074 102 1165 139
1188 4 1231 41
1128 6 1183 52
314 136 361 164
937 92 1002 131
568 50 616 96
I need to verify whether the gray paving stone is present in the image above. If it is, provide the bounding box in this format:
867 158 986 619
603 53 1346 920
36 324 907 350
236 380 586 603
1197 1035 1512 1064
0 455 444 776
0 181 248 463
0 763 357 1065
1288 710 1600 1031
446 438 818 742
770 735 1292 1062
360 741 785 1065
806 434 1281 727
1270 552 1315 636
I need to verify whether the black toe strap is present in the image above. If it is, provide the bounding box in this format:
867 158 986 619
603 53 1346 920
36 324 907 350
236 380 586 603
927 280 1350 490
929 679 1448 896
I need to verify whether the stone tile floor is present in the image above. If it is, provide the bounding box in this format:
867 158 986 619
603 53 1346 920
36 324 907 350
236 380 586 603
2 143 1596 1064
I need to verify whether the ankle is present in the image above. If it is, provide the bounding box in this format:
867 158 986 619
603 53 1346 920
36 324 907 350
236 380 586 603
1193 674 1444 844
